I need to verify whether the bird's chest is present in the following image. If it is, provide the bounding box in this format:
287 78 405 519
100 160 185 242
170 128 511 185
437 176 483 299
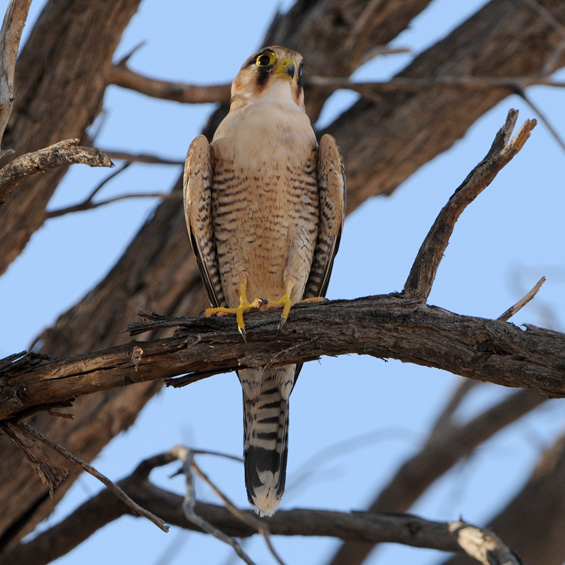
210 108 318 302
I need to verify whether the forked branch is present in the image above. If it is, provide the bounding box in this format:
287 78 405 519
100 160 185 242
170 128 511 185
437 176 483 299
0 448 520 565
404 109 536 300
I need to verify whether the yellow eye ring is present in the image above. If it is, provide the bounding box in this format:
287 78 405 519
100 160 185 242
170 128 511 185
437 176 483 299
256 52 276 67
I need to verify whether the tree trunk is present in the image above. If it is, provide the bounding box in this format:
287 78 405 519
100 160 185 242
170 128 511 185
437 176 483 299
0 0 141 274
1 0 564 555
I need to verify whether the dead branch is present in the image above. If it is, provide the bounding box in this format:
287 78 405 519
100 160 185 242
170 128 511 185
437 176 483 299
327 277 548 565
403 110 536 301
20 422 168 532
101 148 184 165
443 433 565 565
498 276 546 322
1 449 519 565
109 66 565 108
328 278 547 565
517 87 565 150
0 0 32 148
186 452 284 565
172 446 256 565
0 421 67 496
328 388 545 565
0 139 113 203
46 191 179 219
448 521 522 565
109 63 231 104
1 294 563 421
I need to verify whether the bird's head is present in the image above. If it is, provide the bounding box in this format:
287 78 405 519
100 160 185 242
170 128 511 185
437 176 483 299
230 45 305 110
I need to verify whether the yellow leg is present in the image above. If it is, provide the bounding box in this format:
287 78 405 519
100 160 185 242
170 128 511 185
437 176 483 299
204 283 262 339
263 282 327 327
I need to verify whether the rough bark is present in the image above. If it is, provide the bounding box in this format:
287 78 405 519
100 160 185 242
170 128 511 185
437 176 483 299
325 0 565 208
0 0 432 550
1 0 564 554
2 297 565 421
0 139 112 202
0 0 141 274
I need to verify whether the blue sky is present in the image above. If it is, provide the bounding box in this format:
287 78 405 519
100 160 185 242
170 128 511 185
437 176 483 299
2 1 564 563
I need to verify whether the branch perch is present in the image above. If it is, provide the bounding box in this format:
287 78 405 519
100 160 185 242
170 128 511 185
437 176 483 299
1 293 564 421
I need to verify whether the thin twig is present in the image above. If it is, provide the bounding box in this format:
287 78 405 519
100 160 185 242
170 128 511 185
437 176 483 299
498 276 546 322
109 63 565 109
165 368 234 388
427 276 546 441
46 190 180 219
172 445 256 565
85 161 131 202
1 422 67 495
20 422 169 532
341 0 386 64
403 109 536 301
522 0 565 75
191 459 285 565
109 63 231 104
115 40 147 66
102 149 184 166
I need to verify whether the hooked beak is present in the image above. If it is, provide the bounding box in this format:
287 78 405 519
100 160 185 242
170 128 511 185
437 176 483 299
275 58 297 80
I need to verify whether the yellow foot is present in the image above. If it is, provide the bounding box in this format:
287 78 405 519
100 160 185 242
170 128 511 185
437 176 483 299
204 283 263 339
263 284 327 327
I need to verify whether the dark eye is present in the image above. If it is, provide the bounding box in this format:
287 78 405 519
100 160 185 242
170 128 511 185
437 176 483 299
256 52 275 67
298 63 303 81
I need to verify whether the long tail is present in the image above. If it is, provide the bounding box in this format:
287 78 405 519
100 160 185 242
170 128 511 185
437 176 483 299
239 366 295 517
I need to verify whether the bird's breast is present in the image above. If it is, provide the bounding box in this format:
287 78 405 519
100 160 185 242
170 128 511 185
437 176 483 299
210 103 319 305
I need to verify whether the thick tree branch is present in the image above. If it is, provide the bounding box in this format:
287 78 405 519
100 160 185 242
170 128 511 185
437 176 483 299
0 0 141 274
4 0 565 551
1 295 564 421
328 276 548 565
0 139 113 203
0 1 440 546
1 449 519 565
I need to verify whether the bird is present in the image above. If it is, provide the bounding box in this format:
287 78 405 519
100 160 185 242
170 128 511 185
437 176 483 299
183 45 345 516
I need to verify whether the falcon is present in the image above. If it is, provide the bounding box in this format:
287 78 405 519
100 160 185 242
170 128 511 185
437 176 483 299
183 45 345 516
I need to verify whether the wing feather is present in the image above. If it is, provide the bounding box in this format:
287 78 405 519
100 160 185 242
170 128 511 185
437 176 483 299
304 134 346 299
183 134 225 307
